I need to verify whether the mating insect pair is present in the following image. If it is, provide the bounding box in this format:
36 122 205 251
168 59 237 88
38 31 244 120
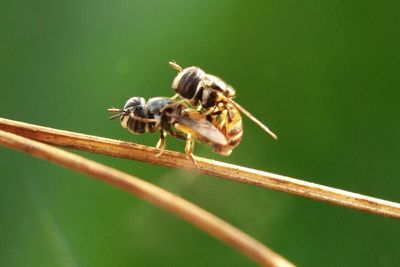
108 61 277 163
107 96 239 164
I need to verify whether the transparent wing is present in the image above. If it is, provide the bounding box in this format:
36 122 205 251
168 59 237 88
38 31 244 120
173 112 227 145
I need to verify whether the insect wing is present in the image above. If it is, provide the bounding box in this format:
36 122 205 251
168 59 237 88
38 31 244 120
229 99 277 140
174 113 227 145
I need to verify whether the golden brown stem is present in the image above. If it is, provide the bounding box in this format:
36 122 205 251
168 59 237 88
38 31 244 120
1 117 400 219
0 130 294 267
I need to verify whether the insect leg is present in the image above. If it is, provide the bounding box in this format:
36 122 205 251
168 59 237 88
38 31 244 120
159 100 188 113
184 134 198 168
170 94 180 100
217 109 229 129
155 130 167 157
129 113 159 123
202 106 220 116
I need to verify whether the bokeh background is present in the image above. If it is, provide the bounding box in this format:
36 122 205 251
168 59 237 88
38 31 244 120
1 1 399 266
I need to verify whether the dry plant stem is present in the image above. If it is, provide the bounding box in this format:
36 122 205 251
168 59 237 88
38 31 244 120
1 118 400 220
0 130 294 267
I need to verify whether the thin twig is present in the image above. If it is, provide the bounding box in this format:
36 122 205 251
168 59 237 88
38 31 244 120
0 130 294 267
1 117 400 219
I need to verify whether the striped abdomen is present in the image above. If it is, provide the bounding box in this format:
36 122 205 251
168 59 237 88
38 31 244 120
211 106 243 156
121 108 153 134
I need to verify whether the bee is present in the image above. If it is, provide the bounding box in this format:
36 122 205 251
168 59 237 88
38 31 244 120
169 61 277 140
107 96 229 164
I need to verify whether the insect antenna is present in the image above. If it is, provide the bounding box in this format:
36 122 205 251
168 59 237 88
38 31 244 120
229 99 278 140
107 108 124 120
169 60 183 72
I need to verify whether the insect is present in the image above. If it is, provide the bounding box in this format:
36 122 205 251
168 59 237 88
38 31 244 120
107 96 229 163
169 61 277 140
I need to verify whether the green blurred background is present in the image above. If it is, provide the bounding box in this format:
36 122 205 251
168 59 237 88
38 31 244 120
1 1 399 266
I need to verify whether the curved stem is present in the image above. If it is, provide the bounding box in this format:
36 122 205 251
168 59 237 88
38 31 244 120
0 130 294 267
1 117 400 220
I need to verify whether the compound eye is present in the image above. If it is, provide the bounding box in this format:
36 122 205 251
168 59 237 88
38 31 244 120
124 97 145 110
172 71 184 90
173 67 205 99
